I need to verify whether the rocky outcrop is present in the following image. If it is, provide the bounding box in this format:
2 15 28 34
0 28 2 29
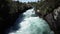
44 7 60 34
0 1 32 34
53 7 60 34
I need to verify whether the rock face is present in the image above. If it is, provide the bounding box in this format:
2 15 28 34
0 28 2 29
44 7 60 34
0 1 32 34
53 7 60 34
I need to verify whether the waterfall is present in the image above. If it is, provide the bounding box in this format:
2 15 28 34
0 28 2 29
9 8 54 34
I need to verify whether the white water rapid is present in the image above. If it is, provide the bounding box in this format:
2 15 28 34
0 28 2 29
9 8 54 34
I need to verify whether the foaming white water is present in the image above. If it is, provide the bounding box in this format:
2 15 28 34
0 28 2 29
9 8 54 34
23 8 36 18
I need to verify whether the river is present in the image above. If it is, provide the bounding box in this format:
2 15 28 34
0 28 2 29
8 8 54 34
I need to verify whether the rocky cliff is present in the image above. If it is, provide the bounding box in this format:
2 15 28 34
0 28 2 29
0 0 32 34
